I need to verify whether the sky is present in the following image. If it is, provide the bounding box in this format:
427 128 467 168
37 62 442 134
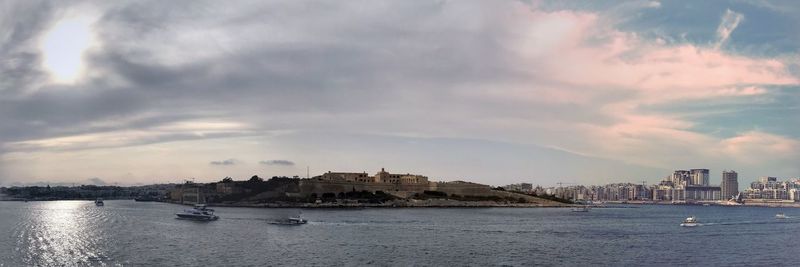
0 0 798 187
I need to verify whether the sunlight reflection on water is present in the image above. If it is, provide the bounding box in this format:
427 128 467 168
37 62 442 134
20 201 107 266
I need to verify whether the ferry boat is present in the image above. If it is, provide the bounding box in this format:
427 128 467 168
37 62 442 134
680 216 699 227
95 198 104 206
269 212 308 225
775 213 787 219
176 204 219 221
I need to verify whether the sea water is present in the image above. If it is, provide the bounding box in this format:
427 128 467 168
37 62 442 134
0 201 796 266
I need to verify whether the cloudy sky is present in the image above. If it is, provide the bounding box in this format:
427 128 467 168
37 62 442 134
1 0 798 187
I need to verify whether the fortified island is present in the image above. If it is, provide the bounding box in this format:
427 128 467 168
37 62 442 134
166 168 569 207
0 168 573 207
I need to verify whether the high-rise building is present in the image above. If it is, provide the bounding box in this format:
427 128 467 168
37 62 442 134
684 185 721 200
720 170 738 199
671 170 691 186
690 169 710 186
758 176 778 184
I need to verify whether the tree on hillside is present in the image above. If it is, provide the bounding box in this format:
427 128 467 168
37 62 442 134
221 177 234 183
249 175 264 182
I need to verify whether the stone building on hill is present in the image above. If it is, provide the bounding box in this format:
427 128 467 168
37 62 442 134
316 168 429 184
304 168 489 198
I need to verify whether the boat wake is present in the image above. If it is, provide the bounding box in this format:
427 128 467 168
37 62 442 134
696 217 800 227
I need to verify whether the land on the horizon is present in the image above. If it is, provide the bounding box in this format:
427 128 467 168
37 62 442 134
0 171 575 208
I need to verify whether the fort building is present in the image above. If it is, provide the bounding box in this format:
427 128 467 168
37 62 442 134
302 168 491 198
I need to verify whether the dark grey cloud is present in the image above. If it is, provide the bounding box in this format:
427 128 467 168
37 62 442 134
259 160 295 166
210 159 236 166
0 1 54 96
2 0 546 153
0 88 148 140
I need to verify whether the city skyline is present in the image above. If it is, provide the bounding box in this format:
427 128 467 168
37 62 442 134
2 162 793 193
1 1 799 186
536 171 800 203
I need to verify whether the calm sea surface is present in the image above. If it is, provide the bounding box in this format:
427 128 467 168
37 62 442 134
0 200 797 266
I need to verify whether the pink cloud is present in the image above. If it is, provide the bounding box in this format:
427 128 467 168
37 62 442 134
506 5 796 102
484 3 800 169
721 131 800 164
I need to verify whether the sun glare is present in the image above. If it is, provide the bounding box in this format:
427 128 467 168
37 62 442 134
40 17 94 84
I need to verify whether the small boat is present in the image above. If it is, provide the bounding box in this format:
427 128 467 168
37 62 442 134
176 204 219 221
721 192 744 206
571 206 590 212
776 213 787 219
680 216 699 227
269 212 308 225
95 198 104 206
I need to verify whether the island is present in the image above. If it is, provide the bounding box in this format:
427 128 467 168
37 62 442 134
1 168 573 208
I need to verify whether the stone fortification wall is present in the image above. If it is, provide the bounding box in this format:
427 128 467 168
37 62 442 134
298 179 432 196
431 181 493 196
298 179 496 198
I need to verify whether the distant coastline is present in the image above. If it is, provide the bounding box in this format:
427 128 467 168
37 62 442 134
165 199 571 208
0 171 576 207
6 198 800 208
0 197 573 208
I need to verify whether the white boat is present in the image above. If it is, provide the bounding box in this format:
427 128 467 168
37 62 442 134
719 192 743 206
269 212 308 225
571 206 590 212
680 216 699 227
776 213 787 219
95 198 104 206
176 204 219 221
